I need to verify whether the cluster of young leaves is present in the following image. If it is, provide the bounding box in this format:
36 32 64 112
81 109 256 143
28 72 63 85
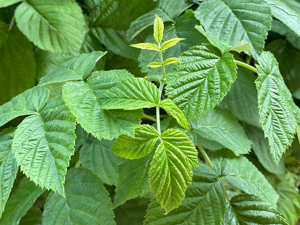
0 0 300 224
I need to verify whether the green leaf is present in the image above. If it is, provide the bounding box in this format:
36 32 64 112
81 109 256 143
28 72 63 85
111 125 159 159
255 51 298 163
190 108 251 156
230 40 252 52
12 97 76 195
154 15 164 44
149 129 197 213
160 38 184 51
148 62 162 68
245 125 285 175
0 85 49 127
113 154 152 208
195 0 272 59
0 177 44 225
157 0 191 20
19 207 42 225
0 0 21 7
130 43 160 51
159 99 190 130
166 44 237 120
62 71 142 140
40 51 106 85
219 65 261 128
0 128 17 217
266 0 300 36
101 78 160 110
163 57 180 66
42 167 115 225
15 0 85 54
0 23 36 105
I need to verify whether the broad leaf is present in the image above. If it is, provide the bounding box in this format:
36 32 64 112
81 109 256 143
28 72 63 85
195 0 272 59
101 78 160 110
12 97 76 195
42 167 115 225
40 51 106 85
149 129 197 213
190 108 251 156
0 128 17 217
113 155 152 208
0 23 36 105
166 44 237 120
0 177 44 225
159 99 190 130
0 85 49 127
15 0 85 54
0 0 21 7
255 51 299 163
111 125 159 159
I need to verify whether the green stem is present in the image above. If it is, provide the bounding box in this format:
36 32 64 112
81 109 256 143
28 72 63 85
296 126 300 144
159 48 166 79
142 114 157 122
156 106 161 134
197 140 214 171
234 60 258 73
9 15 15 31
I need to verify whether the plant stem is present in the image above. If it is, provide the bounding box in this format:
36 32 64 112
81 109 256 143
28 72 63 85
296 126 300 144
234 60 258 73
9 15 15 31
159 50 166 79
197 140 214 171
156 106 161 134
142 114 157 122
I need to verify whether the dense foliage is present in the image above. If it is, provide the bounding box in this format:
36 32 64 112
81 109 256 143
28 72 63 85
0 0 300 224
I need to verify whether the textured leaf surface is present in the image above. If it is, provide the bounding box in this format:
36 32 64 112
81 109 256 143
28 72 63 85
40 51 106 85
149 129 197 213
15 0 85 53
12 97 76 195
101 78 160 110
166 44 237 120
0 177 44 225
0 128 17 217
195 0 272 58
190 108 251 156
42 167 115 225
255 52 299 163
113 155 152 208
0 23 36 105
111 125 159 159
0 85 49 127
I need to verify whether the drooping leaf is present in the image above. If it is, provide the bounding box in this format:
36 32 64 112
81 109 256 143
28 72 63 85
113 154 152 208
42 167 115 225
0 0 21 7
110 125 159 159
195 0 272 59
101 78 160 110
0 23 36 105
190 108 251 156
0 128 17 217
0 85 49 127
149 129 198 213
166 44 237 120
40 51 106 85
12 97 76 195
159 99 190 130
255 51 299 163
0 177 44 225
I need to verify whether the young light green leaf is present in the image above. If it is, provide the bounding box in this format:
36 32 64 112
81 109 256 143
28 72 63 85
15 0 85 54
0 0 21 7
0 177 44 225
230 40 252 52
40 51 106 85
42 167 116 225
159 99 190 130
163 57 180 66
149 129 197 213
166 44 237 120
130 43 160 51
0 128 17 217
111 125 159 159
255 51 299 163
195 0 272 59
12 97 76 195
101 78 160 110
148 61 162 68
154 15 164 44
160 38 185 51
190 108 251 156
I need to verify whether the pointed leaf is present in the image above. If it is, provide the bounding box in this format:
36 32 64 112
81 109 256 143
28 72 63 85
111 125 159 159
130 43 160 51
154 15 164 44
12 97 76 195
159 99 190 130
42 167 115 225
101 78 160 110
160 38 184 51
148 61 162 68
163 57 180 66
